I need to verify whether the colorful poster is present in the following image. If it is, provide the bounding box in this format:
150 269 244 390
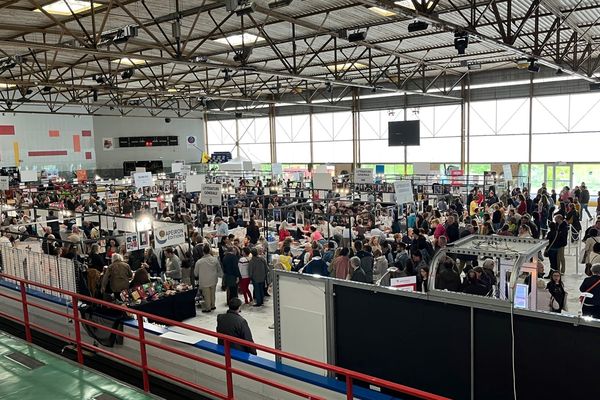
102 138 114 151
125 232 139 251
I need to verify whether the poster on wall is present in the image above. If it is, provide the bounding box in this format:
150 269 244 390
103 138 114 151
125 233 139 252
152 222 186 248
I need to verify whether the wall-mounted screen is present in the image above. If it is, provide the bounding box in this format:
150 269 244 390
388 120 420 146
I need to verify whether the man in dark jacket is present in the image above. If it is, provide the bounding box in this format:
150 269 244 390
216 298 256 355
222 248 241 302
248 248 269 306
355 241 374 283
302 250 329 277
349 256 368 283
445 215 460 244
580 184 592 220
435 258 461 292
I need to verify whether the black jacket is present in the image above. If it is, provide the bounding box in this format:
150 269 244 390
446 223 460 243
580 275 600 306
356 251 374 283
350 267 368 283
436 268 461 292
216 311 256 355
222 253 241 286
246 225 260 245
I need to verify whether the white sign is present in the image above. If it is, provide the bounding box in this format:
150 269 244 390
0 176 9 191
133 172 153 188
152 222 186 249
390 276 417 291
272 163 283 176
315 165 328 174
413 162 430 175
135 167 146 173
201 183 222 206
355 168 373 184
171 162 183 173
20 170 38 183
313 173 332 190
181 165 192 176
503 164 513 181
382 192 394 203
185 174 205 193
394 180 414 204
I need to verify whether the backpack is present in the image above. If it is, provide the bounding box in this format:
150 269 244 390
178 244 194 269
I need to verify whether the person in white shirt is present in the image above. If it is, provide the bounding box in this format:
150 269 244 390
238 247 253 304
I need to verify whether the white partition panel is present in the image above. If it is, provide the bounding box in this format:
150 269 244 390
276 273 328 375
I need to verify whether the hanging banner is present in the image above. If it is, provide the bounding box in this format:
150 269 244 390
152 222 186 249
201 183 223 206
355 168 373 184
133 172 153 188
394 181 414 204
125 232 140 251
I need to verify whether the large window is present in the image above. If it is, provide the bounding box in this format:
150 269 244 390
312 112 353 163
276 115 311 163
238 118 271 163
206 119 237 155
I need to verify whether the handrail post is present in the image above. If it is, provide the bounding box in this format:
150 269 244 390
71 295 84 364
136 314 151 392
19 281 32 342
224 340 234 400
345 375 353 400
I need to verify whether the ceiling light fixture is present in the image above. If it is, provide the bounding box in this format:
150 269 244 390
527 58 540 73
0 83 16 89
112 57 146 66
234 0 255 16
368 6 396 17
98 25 138 46
120 68 134 79
408 20 428 32
35 0 100 15
223 69 232 82
327 62 368 71
269 0 293 9
348 31 367 42
233 48 252 64
214 33 264 47
454 31 469 55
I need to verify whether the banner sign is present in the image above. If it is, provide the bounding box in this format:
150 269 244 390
133 172 153 188
394 181 414 204
152 222 186 249
0 176 9 191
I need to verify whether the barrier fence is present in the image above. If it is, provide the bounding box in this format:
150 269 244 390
0 245 77 300
0 272 448 400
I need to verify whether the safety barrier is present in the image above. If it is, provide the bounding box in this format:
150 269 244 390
0 272 448 400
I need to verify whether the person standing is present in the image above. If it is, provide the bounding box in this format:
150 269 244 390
194 244 220 313
332 247 351 279
238 248 253 305
164 247 182 281
546 271 566 313
101 253 132 297
580 264 600 319
216 298 257 355
248 248 269 307
349 256 368 283
222 247 241 303
580 184 592 221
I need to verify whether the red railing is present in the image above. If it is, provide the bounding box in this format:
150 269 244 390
0 273 449 400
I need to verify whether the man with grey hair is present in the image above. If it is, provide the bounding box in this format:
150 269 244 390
580 264 600 319
350 256 368 283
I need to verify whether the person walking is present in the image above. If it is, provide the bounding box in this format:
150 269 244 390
194 244 220 313
580 184 592 221
248 248 269 307
580 264 600 319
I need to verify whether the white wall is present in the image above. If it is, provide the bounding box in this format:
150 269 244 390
0 113 95 173
92 116 204 170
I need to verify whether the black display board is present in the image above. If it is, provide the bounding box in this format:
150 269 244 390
388 121 420 146
333 285 471 399
474 308 600 399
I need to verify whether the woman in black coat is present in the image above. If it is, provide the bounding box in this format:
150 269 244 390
546 271 566 312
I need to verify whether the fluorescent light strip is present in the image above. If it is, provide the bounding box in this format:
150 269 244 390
368 6 397 17
111 57 146 66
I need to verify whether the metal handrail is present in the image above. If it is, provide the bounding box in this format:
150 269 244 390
0 272 449 400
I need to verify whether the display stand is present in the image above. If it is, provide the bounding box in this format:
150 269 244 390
429 235 547 311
